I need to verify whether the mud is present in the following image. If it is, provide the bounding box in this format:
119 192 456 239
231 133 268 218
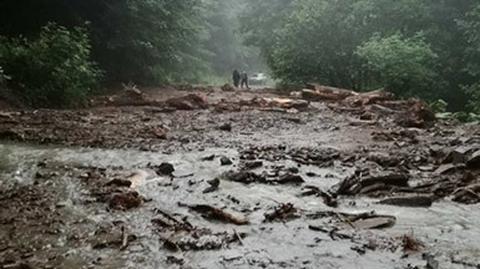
0 86 480 269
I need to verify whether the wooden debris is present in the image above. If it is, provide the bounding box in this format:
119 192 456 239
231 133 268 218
301 185 338 207
264 203 300 222
180 203 249 225
379 195 434 207
400 234 424 253
335 173 409 196
165 94 208 110
105 178 132 188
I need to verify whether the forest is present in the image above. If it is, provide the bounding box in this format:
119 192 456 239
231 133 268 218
0 0 480 113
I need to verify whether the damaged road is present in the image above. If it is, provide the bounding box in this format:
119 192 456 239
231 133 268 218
0 85 480 269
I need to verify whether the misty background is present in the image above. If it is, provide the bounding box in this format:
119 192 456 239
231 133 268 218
0 0 479 115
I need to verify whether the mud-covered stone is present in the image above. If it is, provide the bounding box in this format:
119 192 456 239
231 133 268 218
467 150 480 169
220 156 233 166
105 178 132 188
150 162 175 176
108 191 143 210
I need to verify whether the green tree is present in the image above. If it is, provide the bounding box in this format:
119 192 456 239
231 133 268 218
459 3 480 112
240 0 480 110
0 0 208 84
356 33 438 98
0 23 101 108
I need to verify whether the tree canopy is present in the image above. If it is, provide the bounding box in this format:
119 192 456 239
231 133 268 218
241 0 480 111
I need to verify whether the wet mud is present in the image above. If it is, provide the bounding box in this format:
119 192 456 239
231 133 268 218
0 87 479 269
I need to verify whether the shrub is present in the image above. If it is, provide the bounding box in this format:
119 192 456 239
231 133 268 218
0 23 101 108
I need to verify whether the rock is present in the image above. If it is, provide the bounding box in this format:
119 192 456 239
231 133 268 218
220 156 233 166
203 178 220 193
287 167 299 174
379 195 433 207
0 130 23 141
352 215 396 230
222 171 264 184
423 253 439 269
108 191 143 210
434 164 463 175
467 150 480 169
127 170 148 188
201 154 215 161
451 146 477 164
396 100 436 128
360 173 410 188
277 173 305 185
335 173 410 196
106 179 132 188
2 263 33 269
242 161 263 170
150 162 175 176
452 184 480 204
285 117 302 124
152 127 168 139
166 256 185 265
218 123 232 132
367 152 401 167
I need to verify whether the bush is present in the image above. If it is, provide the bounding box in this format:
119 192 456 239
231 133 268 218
0 23 101 108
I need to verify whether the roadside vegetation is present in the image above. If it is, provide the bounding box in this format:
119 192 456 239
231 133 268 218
0 0 479 115
241 0 480 114
0 0 261 108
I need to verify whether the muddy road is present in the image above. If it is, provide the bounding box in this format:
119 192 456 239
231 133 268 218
0 86 479 269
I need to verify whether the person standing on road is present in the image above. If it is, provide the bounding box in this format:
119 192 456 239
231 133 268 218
232 69 240 88
240 71 249 89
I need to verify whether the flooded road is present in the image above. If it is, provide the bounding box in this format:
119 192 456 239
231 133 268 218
1 87 480 268
1 142 479 269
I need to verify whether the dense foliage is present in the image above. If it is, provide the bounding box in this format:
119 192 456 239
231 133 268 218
0 0 260 85
356 34 437 99
241 0 480 111
0 24 100 108
1 0 480 112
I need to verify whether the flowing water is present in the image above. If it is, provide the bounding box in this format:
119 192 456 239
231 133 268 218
1 142 479 269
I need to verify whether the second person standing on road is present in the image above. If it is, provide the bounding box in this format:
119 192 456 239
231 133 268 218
240 71 249 89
